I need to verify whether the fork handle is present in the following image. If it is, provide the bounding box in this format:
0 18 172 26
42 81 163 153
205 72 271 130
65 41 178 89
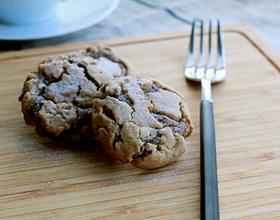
200 100 220 220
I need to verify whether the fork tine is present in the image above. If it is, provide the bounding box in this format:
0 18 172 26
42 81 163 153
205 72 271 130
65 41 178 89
197 20 204 67
199 20 204 59
217 20 225 70
195 20 205 79
184 19 196 78
189 19 195 55
207 20 212 68
205 20 215 80
186 19 195 68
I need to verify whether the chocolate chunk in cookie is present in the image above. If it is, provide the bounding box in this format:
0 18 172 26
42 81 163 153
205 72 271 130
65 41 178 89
92 76 193 169
19 45 132 142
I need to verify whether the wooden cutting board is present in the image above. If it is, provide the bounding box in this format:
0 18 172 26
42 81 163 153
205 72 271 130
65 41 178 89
0 25 279 220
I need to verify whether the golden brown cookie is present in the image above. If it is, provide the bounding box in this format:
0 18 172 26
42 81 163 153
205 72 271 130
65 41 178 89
92 76 193 169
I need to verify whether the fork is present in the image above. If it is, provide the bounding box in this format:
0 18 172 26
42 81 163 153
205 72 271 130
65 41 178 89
185 19 226 220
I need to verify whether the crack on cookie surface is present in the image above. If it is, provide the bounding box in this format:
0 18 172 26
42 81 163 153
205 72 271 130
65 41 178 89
117 94 132 106
132 143 153 159
132 128 161 160
143 85 159 94
113 124 123 150
77 63 101 90
151 113 188 138
102 105 116 121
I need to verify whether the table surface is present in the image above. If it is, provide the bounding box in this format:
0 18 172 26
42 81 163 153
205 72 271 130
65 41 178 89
0 0 279 54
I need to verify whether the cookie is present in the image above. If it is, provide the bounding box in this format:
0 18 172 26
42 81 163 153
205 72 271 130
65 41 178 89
18 45 132 142
92 76 193 169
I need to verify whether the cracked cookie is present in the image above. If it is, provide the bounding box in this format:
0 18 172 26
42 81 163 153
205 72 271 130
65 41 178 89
18 45 132 142
92 76 193 169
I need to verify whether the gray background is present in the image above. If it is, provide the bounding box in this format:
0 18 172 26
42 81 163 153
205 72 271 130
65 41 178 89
0 0 279 54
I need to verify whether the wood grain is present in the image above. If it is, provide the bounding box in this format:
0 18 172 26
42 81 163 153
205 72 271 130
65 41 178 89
0 25 279 220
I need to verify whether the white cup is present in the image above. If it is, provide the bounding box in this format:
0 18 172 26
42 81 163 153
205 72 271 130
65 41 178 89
0 0 60 25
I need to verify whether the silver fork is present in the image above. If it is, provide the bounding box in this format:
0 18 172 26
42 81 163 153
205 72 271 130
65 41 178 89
185 19 226 220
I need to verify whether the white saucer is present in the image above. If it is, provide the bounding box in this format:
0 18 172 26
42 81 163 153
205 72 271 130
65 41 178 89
0 0 119 40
